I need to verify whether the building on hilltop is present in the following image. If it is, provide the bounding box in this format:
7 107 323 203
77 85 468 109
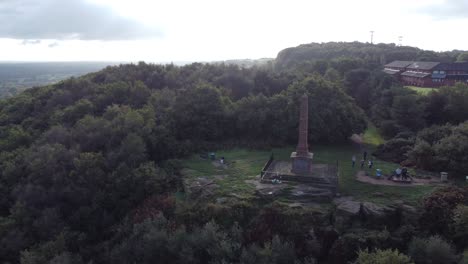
383 61 468 87
401 61 440 87
432 62 468 86
383 61 413 76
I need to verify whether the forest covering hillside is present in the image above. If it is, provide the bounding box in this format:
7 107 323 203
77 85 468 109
1 42 468 263
275 42 466 70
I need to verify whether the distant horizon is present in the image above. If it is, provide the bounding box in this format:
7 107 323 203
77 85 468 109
0 41 466 64
0 58 273 64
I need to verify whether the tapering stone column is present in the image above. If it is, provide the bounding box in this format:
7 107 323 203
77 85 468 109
291 94 313 174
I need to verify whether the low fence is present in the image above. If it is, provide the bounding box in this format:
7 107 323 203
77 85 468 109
260 153 274 179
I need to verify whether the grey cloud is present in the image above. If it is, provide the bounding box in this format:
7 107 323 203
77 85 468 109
0 0 162 40
21 39 41 45
418 0 468 19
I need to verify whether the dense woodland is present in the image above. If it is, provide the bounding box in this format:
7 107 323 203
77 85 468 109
1 42 468 263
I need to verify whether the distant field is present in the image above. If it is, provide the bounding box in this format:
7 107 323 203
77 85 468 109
405 86 437 95
0 62 118 98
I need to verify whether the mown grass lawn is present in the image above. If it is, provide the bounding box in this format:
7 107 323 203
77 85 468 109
181 149 272 199
362 123 385 146
405 86 437 95
181 143 436 205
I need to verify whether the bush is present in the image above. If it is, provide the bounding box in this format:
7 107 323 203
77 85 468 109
421 187 467 236
373 137 414 163
379 120 403 138
354 248 413 264
452 205 468 248
408 235 457 264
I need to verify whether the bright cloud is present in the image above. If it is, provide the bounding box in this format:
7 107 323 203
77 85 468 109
0 0 467 62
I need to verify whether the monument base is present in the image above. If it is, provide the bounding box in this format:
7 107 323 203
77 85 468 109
260 160 338 197
290 152 314 174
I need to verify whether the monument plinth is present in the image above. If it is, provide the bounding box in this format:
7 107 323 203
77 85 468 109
291 94 314 174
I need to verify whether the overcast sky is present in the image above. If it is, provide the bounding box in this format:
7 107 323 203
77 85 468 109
0 0 467 62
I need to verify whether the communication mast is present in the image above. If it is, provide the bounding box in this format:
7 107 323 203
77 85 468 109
370 31 374 44
398 36 403 46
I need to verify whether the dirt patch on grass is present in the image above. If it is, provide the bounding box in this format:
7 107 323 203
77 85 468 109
355 171 443 186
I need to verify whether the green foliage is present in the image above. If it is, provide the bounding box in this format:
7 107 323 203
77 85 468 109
286 76 367 142
408 236 457 264
421 187 467 236
373 137 414 163
453 205 468 248
240 236 297 264
109 217 302 264
453 205 468 236
0 60 372 263
172 84 229 141
460 249 468 264
344 69 373 111
61 99 94 125
233 75 367 143
457 52 468 62
406 122 468 176
355 248 413 264
378 120 403 138
1 45 467 264
425 84 468 125
328 229 393 263
275 42 461 71
391 94 425 131
0 125 32 151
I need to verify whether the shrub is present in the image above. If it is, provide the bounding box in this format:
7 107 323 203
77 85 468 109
354 248 413 264
408 235 457 264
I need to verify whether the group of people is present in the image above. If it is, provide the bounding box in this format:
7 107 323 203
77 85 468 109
351 151 373 169
350 150 411 181
394 166 409 180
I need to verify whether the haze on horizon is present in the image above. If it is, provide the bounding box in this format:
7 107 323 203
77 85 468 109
0 0 467 63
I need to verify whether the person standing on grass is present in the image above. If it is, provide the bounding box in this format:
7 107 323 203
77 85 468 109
395 167 402 178
352 155 356 168
360 159 365 169
363 151 367 160
402 167 408 179
368 159 373 169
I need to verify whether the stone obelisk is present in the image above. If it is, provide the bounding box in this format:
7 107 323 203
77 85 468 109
291 94 313 174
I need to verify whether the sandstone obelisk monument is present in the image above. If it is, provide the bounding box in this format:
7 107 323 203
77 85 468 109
291 94 314 174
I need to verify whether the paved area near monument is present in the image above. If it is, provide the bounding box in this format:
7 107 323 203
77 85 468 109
264 160 331 178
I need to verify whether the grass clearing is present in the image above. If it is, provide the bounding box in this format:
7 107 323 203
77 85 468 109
181 144 436 205
181 118 435 205
181 149 273 198
405 86 437 95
